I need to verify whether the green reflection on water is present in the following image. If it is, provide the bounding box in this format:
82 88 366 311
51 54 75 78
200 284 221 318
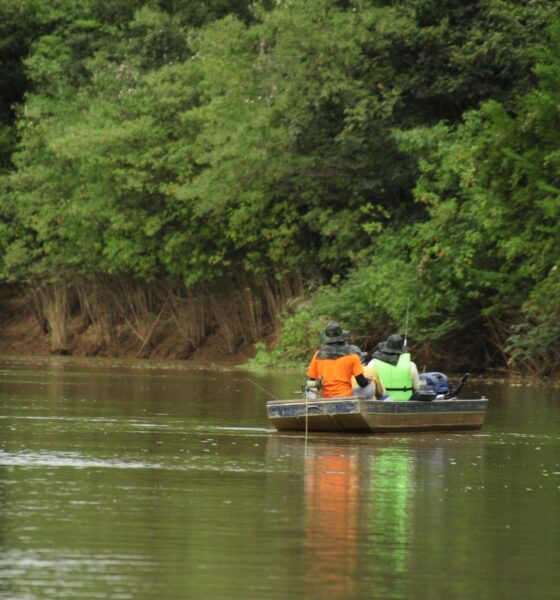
370 449 410 595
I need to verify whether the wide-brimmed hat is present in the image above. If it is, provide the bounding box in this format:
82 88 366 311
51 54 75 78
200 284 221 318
321 321 349 344
378 334 404 354
349 344 367 364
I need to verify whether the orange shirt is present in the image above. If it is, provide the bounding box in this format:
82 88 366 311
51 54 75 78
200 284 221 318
307 351 364 398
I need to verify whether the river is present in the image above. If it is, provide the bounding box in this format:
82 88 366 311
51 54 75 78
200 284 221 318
1 355 559 599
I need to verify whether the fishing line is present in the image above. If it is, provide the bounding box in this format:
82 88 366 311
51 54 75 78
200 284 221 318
244 377 314 460
199 377 311 460
304 389 309 457
244 378 280 401
196 377 278 404
194 380 242 403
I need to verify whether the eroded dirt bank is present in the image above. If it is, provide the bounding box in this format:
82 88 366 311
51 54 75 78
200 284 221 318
0 292 257 365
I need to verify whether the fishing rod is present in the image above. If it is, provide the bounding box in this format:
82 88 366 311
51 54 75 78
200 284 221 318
403 298 410 350
196 377 279 403
244 378 280 401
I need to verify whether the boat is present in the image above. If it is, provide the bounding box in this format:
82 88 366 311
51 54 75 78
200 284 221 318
266 395 489 433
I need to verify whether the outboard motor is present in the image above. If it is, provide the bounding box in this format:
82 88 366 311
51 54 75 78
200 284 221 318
414 388 437 401
417 372 450 401
419 372 450 395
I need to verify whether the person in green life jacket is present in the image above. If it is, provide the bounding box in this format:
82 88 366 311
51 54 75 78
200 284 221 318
367 334 420 401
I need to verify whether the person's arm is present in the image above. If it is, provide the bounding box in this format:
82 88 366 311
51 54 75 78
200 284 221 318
364 365 384 397
351 355 370 388
355 373 370 388
307 351 319 379
410 361 421 390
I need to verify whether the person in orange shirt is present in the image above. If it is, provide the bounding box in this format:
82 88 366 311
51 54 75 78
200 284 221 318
306 322 371 398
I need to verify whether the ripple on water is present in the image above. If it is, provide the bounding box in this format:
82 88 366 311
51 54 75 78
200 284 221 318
0 450 287 474
0 550 154 600
0 450 162 470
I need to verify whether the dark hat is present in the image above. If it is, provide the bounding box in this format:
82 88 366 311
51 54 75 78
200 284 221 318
378 334 405 355
349 344 367 364
321 321 349 344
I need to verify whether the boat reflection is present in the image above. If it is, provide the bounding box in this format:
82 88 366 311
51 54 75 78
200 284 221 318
304 442 412 599
304 445 361 598
265 435 414 598
266 432 485 599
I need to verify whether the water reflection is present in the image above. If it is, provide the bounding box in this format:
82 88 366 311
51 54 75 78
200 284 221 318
304 446 360 599
302 441 413 599
368 448 410 597
267 433 491 600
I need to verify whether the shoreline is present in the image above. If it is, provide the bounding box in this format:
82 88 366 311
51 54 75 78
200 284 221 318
0 347 256 372
0 294 557 384
0 352 557 387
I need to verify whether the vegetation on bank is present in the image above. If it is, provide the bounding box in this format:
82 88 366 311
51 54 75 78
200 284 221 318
0 1 559 375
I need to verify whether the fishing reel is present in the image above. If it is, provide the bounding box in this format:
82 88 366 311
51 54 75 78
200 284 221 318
302 377 322 397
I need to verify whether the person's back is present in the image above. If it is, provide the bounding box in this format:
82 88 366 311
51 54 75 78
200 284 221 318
308 351 364 397
368 334 419 401
306 322 369 398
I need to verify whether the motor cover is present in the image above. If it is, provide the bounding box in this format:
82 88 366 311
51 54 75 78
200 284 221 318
419 372 450 395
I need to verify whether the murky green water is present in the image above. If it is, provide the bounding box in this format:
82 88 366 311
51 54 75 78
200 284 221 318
1 356 559 600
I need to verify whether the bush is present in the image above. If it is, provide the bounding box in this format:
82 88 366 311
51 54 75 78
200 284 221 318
506 266 560 376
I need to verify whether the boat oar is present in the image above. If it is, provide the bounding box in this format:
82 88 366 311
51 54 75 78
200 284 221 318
447 373 469 399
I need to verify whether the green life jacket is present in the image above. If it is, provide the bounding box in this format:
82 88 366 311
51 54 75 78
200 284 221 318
372 353 414 401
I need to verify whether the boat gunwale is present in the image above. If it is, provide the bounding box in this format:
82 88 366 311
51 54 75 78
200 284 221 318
266 397 489 410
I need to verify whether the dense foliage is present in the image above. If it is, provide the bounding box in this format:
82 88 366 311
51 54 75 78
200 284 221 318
0 0 559 373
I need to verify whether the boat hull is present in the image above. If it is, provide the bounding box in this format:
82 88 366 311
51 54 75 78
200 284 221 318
266 397 488 433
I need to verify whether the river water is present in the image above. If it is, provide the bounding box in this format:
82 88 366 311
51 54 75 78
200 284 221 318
0 355 559 600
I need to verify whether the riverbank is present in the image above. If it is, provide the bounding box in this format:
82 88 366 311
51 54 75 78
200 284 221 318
0 276 302 367
1 290 558 384
0 293 257 366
